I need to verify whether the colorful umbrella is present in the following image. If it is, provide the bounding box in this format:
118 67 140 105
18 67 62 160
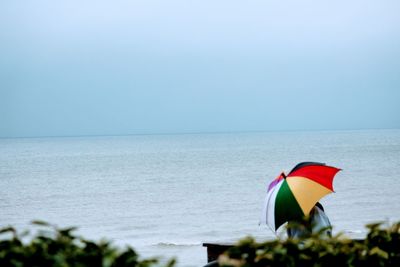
260 162 341 232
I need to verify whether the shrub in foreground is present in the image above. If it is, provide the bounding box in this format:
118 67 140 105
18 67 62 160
0 221 175 267
219 222 400 267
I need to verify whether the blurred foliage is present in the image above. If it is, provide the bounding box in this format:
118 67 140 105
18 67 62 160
0 221 175 267
219 221 400 267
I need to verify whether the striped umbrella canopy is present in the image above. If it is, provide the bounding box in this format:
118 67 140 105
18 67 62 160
260 162 341 232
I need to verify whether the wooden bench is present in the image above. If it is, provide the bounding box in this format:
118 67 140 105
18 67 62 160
202 243 234 263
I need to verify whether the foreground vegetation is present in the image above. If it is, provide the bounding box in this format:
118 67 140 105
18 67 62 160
219 221 400 267
1 221 399 266
0 221 175 267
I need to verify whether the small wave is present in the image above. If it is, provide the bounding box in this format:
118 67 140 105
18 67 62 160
344 230 363 234
153 242 202 248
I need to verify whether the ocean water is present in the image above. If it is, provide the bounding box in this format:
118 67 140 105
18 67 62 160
1 129 400 266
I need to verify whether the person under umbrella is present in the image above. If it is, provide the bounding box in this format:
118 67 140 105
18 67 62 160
286 201 332 239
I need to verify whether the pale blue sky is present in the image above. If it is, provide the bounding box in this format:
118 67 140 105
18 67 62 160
1 0 399 137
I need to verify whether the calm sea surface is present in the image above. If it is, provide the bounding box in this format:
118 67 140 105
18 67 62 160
1 130 400 266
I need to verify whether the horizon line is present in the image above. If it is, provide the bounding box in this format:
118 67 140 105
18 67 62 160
0 127 399 140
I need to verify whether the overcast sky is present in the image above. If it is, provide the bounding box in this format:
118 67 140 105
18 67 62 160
1 0 399 138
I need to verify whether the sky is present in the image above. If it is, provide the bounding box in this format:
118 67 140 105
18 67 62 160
1 0 400 138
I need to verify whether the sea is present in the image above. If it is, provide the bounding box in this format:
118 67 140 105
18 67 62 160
1 129 400 267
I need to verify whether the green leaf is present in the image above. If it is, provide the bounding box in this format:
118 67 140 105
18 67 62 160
31 220 52 227
0 226 16 235
369 247 389 259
